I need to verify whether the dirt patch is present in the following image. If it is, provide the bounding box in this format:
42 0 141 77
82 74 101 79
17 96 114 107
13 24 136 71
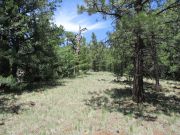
92 130 113 135
153 129 165 135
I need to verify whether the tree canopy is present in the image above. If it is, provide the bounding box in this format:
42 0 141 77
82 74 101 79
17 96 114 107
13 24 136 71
0 0 179 103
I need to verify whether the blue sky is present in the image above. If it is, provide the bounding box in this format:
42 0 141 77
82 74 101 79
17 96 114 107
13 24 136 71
53 0 113 42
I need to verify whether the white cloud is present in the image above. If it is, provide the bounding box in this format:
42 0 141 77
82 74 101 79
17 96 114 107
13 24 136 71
54 10 108 33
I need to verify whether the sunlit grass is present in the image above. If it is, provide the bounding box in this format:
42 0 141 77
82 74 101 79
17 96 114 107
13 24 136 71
0 72 180 135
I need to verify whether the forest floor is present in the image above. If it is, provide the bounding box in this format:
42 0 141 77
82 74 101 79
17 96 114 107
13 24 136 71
0 72 180 135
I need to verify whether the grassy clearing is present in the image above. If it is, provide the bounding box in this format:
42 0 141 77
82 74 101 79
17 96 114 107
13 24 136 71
0 72 180 135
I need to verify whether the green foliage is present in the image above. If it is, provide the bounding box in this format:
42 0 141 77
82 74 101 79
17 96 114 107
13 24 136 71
57 46 76 77
78 38 91 72
0 0 179 93
0 75 17 90
0 0 64 91
89 33 112 72
78 0 179 86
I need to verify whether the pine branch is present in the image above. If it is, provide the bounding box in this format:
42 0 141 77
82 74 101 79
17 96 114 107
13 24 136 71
157 1 180 15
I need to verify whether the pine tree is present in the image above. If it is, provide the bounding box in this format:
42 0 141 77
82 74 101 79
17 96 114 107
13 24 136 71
78 0 180 102
0 0 63 90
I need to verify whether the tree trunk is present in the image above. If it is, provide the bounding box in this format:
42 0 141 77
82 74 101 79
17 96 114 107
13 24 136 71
150 34 160 90
132 36 144 102
132 0 145 102
153 48 160 88
120 62 123 77
11 31 19 79
12 63 17 78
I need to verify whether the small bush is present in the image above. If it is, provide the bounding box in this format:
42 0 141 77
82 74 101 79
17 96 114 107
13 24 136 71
0 75 16 88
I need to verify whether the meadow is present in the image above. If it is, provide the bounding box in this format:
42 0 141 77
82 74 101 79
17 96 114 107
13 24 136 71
0 72 179 135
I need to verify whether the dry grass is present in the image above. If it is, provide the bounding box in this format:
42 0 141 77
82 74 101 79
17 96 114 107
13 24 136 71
0 72 180 135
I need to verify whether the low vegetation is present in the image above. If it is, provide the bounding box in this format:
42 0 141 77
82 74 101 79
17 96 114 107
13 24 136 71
0 72 179 135
0 0 180 134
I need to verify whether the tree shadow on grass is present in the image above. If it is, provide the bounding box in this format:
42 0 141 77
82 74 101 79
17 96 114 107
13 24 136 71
85 83 180 121
0 80 66 125
1 80 66 95
0 93 30 115
25 81 65 92
111 79 133 86
0 92 36 125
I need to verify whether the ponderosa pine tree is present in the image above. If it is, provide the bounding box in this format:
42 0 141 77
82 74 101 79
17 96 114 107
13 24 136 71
159 6 180 81
0 0 63 90
108 22 133 81
90 33 100 71
78 37 91 72
78 0 180 102
89 33 110 72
